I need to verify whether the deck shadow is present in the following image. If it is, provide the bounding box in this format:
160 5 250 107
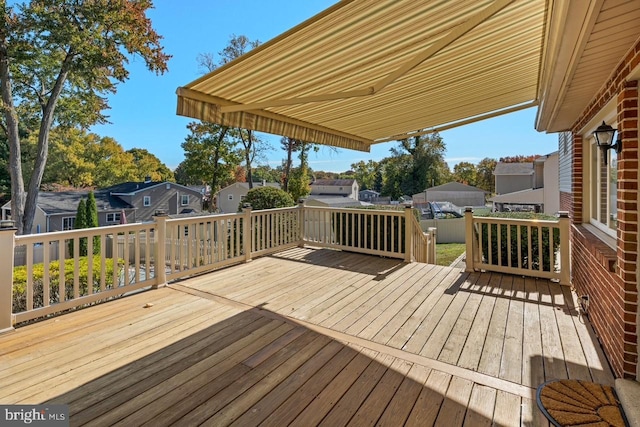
44 305 497 426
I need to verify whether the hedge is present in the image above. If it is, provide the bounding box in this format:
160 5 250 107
475 212 560 271
13 257 122 313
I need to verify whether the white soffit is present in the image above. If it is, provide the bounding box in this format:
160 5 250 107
537 0 640 133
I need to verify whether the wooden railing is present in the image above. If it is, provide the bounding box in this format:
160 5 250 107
464 208 570 285
1 204 434 329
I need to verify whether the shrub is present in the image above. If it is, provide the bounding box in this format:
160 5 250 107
12 257 123 313
241 186 295 211
475 212 560 271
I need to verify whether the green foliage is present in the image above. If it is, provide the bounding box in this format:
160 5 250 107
181 122 241 211
350 160 379 191
69 199 87 256
2 0 170 234
85 191 100 254
475 212 560 271
452 162 477 186
127 148 175 183
475 157 497 194
379 133 449 199
242 186 295 211
12 256 122 313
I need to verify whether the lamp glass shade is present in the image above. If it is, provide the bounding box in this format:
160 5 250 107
593 121 616 147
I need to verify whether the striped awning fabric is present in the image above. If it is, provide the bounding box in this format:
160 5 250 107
177 0 548 151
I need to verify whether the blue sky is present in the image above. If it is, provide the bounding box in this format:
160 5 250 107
92 1 559 172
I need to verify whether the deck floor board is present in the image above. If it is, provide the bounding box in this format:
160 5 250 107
2 247 614 426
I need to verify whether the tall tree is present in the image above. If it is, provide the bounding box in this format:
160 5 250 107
384 132 448 196
350 160 379 190
0 0 169 234
72 198 87 256
197 35 262 187
476 157 497 193
180 122 240 212
280 137 301 192
287 141 313 202
85 191 99 254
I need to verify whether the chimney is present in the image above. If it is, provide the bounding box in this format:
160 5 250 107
144 176 151 183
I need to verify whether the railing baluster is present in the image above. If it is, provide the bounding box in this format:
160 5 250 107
43 242 50 307
26 243 33 311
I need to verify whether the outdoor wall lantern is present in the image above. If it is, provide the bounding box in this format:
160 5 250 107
593 120 622 165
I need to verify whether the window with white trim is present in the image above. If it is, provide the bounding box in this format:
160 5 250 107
106 212 121 223
143 196 151 206
62 217 75 230
181 194 189 205
588 136 617 236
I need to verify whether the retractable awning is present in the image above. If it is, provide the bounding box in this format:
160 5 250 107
177 0 549 152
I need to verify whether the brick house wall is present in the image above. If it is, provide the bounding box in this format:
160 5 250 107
568 37 640 378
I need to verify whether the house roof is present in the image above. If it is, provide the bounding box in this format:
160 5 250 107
176 0 547 152
32 191 131 215
426 182 486 193
106 181 202 195
219 182 281 192
490 187 544 204
305 195 368 208
311 179 356 187
493 162 534 176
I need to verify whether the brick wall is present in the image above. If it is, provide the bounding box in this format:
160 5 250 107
569 36 640 379
560 191 572 214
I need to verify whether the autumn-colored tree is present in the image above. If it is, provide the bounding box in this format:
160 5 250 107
1 0 170 234
499 154 541 163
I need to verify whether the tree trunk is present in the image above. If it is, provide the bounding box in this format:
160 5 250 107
0 42 26 234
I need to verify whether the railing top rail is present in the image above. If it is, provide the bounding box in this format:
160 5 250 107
15 222 154 244
249 206 299 214
471 215 560 225
165 212 241 225
303 205 406 216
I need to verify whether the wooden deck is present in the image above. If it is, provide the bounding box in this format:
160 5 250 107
1 247 614 426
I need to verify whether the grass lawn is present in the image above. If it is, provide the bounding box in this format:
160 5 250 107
436 243 466 266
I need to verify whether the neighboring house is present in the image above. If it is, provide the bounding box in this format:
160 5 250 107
104 180 204 222
1 191 133 234
1 179 204 233
310 179 359 200
358 189 380 203
413 182 486 208
490 152 559 215
217 181 281 213
304 195 371 208
493 162 535 194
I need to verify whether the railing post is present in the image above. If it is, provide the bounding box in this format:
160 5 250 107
243 203 252 262
153 211 168 289
0 221 17 333
428 227 437 264
558 211 570 286
404 206 413 262
298 199 306 248
464 207 475 272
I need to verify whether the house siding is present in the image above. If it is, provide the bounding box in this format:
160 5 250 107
495 175 533 195
559 132 572 194
568 37 640 379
